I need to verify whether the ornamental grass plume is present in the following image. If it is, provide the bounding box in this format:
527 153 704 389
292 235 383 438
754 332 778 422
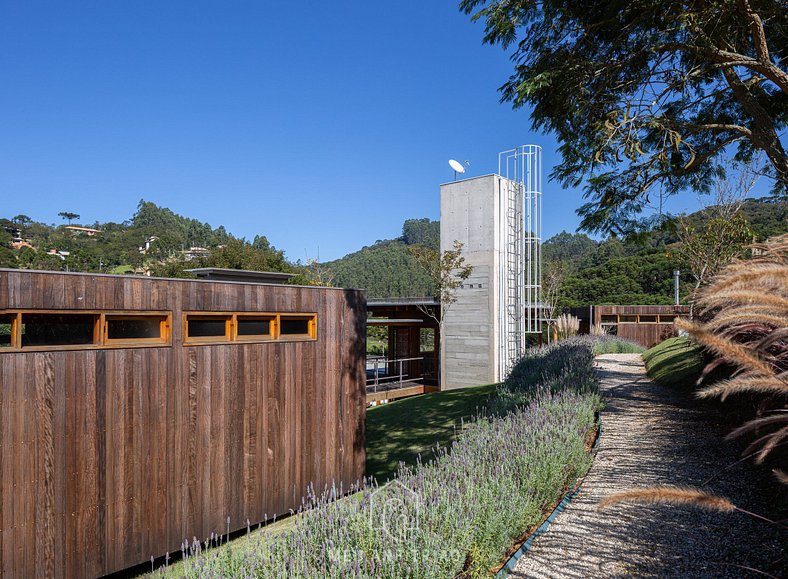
555 313 580 340
676 234 787 479
598 487 735 512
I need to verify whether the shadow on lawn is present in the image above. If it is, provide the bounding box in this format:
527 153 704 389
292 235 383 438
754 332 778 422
365 384 498 482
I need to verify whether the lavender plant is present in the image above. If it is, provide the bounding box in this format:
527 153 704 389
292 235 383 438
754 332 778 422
156 341 604 578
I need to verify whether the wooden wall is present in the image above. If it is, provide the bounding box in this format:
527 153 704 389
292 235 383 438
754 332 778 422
0 270 366 578
592 305 689 348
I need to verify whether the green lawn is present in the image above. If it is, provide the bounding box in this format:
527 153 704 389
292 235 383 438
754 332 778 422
643 336 705 389
365 383 498 482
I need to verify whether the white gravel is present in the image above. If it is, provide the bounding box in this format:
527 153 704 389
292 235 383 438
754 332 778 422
511 354 785 578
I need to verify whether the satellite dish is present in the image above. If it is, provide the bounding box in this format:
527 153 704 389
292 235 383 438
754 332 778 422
448 159 466 174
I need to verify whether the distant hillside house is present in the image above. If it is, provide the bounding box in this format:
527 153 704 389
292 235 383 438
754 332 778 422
65 225 102 236
183 246 210 261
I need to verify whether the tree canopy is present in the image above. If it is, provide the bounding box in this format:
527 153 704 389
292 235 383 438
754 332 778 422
461 0 788 235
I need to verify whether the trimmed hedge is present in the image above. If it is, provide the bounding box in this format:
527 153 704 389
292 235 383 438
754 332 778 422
643 336 705 389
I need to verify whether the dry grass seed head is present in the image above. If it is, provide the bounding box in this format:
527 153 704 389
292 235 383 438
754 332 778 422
676 319 775 377
598 487 735 512
706 310 787 333
696 375 788 400
698 291 788 312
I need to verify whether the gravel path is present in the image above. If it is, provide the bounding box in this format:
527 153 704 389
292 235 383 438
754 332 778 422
511 354 785 578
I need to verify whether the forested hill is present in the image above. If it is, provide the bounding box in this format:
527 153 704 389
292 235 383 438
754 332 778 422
0 200 296 279
324 197 787 303
547 197 788 307
324 218 439 298
4 198 784 304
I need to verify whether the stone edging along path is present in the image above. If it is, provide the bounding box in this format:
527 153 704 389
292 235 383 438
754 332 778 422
509 354 784 579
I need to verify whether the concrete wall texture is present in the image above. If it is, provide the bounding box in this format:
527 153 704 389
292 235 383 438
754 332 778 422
440 174 509 389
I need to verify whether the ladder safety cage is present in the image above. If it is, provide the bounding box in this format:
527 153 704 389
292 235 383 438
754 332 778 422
498 145 542 379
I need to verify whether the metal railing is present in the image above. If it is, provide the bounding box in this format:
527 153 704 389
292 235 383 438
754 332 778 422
365 356 424 393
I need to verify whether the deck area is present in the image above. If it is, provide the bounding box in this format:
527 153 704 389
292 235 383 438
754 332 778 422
366 380 440 404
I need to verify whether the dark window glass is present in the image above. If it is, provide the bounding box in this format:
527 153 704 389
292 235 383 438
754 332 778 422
619 315 638 323
600 315 617 324
107 317 165 340
21 313 97 347
0 314 14 347
280 317 311 335
639 315 657 323
237 317 273 337
187 318 228 338
660 315 676 323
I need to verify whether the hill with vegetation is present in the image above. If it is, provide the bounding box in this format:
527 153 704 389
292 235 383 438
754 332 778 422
324 197 787 304
324 218 439 298
3 198 784 305
0 200 301 280
547 197 788 307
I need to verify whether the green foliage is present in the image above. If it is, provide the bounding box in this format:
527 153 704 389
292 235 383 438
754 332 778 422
58 211 80 223
401 218 440 249
542 197 787 308
559 251 689 307
678 210 752 305
1 200 293 277
0 229 14 268
542 231 598 272
461 0 788 236
643 336 706 389
325 219 440 297
590 336 646 355
409 240 473 311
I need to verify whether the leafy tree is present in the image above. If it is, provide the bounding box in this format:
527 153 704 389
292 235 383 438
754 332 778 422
12 215 32 228
409 240 473 328
402 218 440 249
0 228 15 267
461 0 788 235
677 166 756 314
679 211 752 315
198 238 291 273
58 211 80 224
299 258 335 287
16 247 65 271
542 231 597 272
541 260 567 339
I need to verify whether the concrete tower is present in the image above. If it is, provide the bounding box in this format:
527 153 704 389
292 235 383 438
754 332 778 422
439 146 541 389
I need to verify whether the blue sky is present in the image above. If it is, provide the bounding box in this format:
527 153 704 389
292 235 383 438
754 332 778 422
1 1 712 261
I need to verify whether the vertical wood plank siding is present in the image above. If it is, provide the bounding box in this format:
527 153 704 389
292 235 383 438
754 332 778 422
0 270 366 578
592 305 689 348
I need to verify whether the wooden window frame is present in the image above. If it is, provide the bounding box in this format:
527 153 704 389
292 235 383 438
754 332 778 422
0 309 172 352
638 315 658 324
278 314 318 341
103 313 171 347
183 313 234 344
0 312 20 350
183 312 318 345
234 314 277 342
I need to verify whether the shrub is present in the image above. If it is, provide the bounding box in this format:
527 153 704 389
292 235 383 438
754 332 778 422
643 336 706 389
589 335 645 355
